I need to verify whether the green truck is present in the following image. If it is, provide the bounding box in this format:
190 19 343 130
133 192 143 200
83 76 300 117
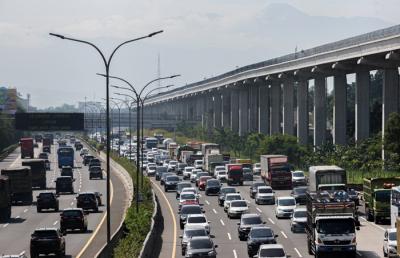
1 166 33 204
0 175 11 221
364 177 400 223
22 159 47 189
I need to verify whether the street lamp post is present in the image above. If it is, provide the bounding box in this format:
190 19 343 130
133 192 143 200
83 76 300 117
106 98 122 156
49 30 163 243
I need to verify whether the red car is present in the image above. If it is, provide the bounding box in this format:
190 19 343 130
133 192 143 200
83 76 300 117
198 176 212 191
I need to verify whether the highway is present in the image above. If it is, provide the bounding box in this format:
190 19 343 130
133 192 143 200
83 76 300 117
0 142 129 258
151 175 389 258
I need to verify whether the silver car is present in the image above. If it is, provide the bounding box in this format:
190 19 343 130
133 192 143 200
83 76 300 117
383 228 397 257
290 207 307 233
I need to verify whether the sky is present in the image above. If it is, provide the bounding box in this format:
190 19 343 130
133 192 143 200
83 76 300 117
0 0 399 108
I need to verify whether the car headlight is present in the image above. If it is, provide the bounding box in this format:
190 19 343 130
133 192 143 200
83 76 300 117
208 250 216 256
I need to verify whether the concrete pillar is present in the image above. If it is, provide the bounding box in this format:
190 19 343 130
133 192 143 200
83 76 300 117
270 81 281 134
230 88 239 134
182 98 189 120
238 86 249 136
206 93 214 133
355 70 370 142
283 79 295 135
333 73 347 145
297 80 308 145
314 76 326 147
213 93 222 129
222 90 231 129
249 83 259 132
201 95 207 128
258 80 269 135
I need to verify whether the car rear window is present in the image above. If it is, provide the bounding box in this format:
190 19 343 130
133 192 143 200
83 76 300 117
33 230 58 238
189 238 212 249
231 201 247 207
184 229 207 238
260 248 285 257
62 210 82 217
181 206 202 214
242 216 262 225
188 216 206 223
167 176 179 181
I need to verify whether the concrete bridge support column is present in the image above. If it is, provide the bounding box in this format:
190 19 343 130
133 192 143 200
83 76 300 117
297 80 308 145
213 93 222 129
239 87 249 136
333 73 347 145
270 81 281 134
222 90 231 129
249 83 259 132
182 98 189 121
230 88 239 134
206 93 214 134
258 81 269 135
355 70 370 142
314 76 327 147
283 79 295 135
201 95 207 128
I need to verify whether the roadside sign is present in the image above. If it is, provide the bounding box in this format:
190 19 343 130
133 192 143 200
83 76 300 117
15 112 84 131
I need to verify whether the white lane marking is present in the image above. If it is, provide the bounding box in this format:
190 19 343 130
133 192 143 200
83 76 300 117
233 249 238 258
213 209 217 214
53 221 58 225
268 218 275 224
280 231 288 239
227 232 231 240
205 200 210 205
360 217 385 231
16 216 20 219
294 247 303 257
256 207 262 213
357 251 362 257
3 223 9 228
23 209 28 213
220 219 225 226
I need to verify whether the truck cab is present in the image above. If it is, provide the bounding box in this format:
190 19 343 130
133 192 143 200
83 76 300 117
226 164 243 186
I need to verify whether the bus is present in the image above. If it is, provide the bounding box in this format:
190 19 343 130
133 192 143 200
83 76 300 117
57 147 74 168
145 137 158 149
391 186 400 227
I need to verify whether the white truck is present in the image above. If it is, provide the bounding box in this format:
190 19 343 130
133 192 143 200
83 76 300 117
181 150 194 164
204 152 224 175
309 165 347 192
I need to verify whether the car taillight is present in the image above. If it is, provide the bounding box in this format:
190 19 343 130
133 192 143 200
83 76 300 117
317 238 322 244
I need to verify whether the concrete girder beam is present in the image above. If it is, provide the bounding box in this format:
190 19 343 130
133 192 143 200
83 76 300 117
357 56 400 69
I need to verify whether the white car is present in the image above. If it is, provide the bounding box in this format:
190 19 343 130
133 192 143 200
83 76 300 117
292 170 307 186
181 187 200 201
178 192 198 210
227 200 248 219
215 170 228 182
184 214 211 234
275 196 296 219
257 244 288 258
194 160 203 169
183 166 194 180
253 163 261 175
146 164 157 176
290 207 307 232
168 160 178 172
190 169 202 183
255 186 275 205
214 166 226 176
224 193 242 212
383 228 397 257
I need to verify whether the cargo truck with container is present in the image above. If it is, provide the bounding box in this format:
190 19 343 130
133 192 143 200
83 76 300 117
201 143 219 156
226 164 243 186
20 138 34 159
309 166 347 192
204 152 223 174
260 155 292 189
181 150 194 164
22 159 47 189
364 177 400 223
1 167 33 204
306 191 359 258
0 176 11 221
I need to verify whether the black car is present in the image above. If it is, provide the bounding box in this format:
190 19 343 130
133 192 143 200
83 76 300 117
176 182 192 198
218 187 237 206
185 236 218 258
61 166 73 178
155 166 168 181
250 182 267 199
89 166 103 179
160 172 175 186
55 176 75 194
247 226 278 257
179 204 203 229
60 208 88 233
30 228 65 258
83 155 94 166
75 142 83 150
164 175 180 192
89 158 101 169
76 192 99 212
291 186 308 205
237 213 265 241
36 192 59 212
177 163 187 175
243 168 253 181
180 226 209 255
205 179 221 196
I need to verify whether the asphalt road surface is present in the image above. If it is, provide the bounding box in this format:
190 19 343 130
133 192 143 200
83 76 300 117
151 174 390 258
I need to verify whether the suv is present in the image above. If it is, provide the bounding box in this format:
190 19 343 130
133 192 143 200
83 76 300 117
89 158 101 169
160 172 175 186
83 155 94 166
176 182 192 198
76 192 99 212
205 179 221 196
164 175 180 192
60 166 73 178
179 205 204 229
255 186 275 205
36 192 59 212
218 187 237 206
180 226 208 256
155 166 168 181
177 163 187 175
89 166 103 179
237 213 265 240
60 208 88 233
247 226 278 257
55 176 75 194
250 181 267 199
185 236 217 258
30 228 65 258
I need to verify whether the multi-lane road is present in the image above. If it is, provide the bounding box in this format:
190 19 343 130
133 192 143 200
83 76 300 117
0 142 129 258
151 174 390 258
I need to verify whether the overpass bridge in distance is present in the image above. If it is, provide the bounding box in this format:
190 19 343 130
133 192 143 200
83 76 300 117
142 24 400 147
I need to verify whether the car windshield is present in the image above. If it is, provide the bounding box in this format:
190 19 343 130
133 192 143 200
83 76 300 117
169 161 178 165
216 167 224 171
63 210 82 217
243 168 251 173
389 232 397 241
188 216 206 223
260 248 285 257
259 188 272 193
293 187 307 194
375 190 391 202
229 170 242 176
184 229 207 238
218 171 226 175
189 238 213 249
293 172 304 177
242 216 262 225
317 219 355 234
178 183 192 190
207 180 220 186
226 195 241 201
148 166 156 170
181 194 196 200
181 206 202 214
231 201 247 207
185 168 194 172
294 211 307 218
279 199 295 206
39 193 54 199
167 176 179 181
253 182 265 189
157 167 168 172
250 228 273 238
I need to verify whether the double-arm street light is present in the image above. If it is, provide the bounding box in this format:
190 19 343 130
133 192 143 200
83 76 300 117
49 29 163 243
106 98 122 156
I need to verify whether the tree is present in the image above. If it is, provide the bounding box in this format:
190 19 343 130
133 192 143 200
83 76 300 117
384 112 400 165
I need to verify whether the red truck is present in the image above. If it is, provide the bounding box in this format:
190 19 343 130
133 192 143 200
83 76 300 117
20 138 34 159
260 155 292 189
225 164 243 186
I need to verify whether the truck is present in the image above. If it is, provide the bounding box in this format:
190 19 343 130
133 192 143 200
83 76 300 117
201 143 219 156
34 134 43 143
168 142 178 159
44 133 54 145
260 155 292 189
187 153 204 166
0 176 11 221
43 137 51 153
204 152 224 175
226 164 243 186
57 146 74 168
1 166 33 204
176 145 195 162
145 137 159 149
364 177 400 223
22 159 47 189
309 166 347 192
20 138 34 159
181 150 194 164
306 191 359 258
234 158 252 170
